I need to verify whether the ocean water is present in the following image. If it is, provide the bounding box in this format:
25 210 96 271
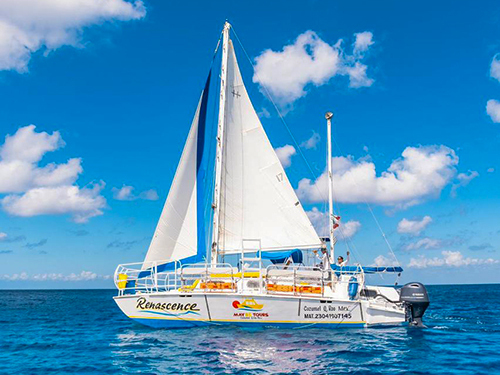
1 285 499 374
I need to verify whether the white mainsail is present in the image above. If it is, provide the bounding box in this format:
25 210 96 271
218 41 322 253
142 95 203 267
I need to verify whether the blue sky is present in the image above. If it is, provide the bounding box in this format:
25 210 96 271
0 0 499 288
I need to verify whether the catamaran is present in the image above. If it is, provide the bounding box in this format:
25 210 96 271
113 22 430 329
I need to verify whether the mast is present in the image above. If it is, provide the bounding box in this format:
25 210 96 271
211 21 231 264
325 111 335 261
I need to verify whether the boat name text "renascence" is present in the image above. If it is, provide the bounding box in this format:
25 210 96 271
136 297 200 312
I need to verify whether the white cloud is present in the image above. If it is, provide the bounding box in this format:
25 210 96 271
253 30 375 105
306 207 328 237
3 183 106 223
1 272 29 280
403 237 442 251
487 55 500 124
112 185 159 201
372 254 399 267
457 171 479 184
1 124 63 162
486 99 500 123
344 61 374 88
408 251 499 268
306 207 360 239
0 125 106 222
490 54 500 82
0 0 146 72
300 131 321 149
34 158 83 187
0 270 111 281
113 185 134 200
0 126 83 193
0 232 6 240
451 170 479 197
397 216 432 236
258 107 271 119
275 145 296 168
297 145 459 209
487 167 494 173
140 189 159 201
353 32 374 54
341 220 361 239
0 160 34 193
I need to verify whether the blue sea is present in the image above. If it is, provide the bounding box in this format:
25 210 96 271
1 285 499 374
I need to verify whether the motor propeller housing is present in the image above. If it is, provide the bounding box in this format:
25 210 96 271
400 282 430 327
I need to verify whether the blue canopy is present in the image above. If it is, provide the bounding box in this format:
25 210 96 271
331 264 403 274
261 249 303 264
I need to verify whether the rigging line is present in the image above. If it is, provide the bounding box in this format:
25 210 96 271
213 30 223 60
327 141 366 268
331 136 402 268
366 204 401 268
331 186 364 266
230 26 326 203
331 171 389 282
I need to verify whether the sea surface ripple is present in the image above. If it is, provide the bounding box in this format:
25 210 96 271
1 284 499 374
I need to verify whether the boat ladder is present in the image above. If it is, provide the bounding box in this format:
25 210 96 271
240 239 263 292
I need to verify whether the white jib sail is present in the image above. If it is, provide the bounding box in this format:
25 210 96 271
142 96 203 267
218 41 322 253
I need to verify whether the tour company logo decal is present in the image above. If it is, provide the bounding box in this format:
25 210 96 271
232 298 263 311
232 299 268 319
136 297 200 317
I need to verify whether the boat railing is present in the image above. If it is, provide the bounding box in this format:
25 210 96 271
264 264 367 297
265 265 328 297
114 260 239 295
114 259 182 295
332 265 366 284
115 259 368 296
179 263 237 293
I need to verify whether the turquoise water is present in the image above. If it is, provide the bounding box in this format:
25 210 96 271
1 285 499 374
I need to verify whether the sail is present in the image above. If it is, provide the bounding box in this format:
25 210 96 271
218 41 322 253
143 74 212 268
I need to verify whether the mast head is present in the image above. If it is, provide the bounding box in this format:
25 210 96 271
224 21 232 30
325 111 334 120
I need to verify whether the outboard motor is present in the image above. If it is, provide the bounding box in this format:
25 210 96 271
400 282 430 327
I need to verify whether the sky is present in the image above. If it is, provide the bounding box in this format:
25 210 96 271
0 0 499 288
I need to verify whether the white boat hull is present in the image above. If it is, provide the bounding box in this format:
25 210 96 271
114 292 406 329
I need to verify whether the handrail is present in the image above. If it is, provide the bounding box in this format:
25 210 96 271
265 265 328 296
114 261 240 296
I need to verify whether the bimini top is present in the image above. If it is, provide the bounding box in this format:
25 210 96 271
261 249 303 264
331 264 403 274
